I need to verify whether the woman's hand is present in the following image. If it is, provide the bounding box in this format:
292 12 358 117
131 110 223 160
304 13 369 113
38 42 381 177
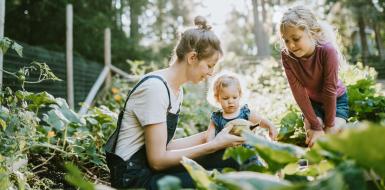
305 129 325 147
212 125 245 150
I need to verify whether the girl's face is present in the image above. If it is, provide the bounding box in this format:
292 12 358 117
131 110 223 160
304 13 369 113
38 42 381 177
282 25 315 58
188 51 219 83
217 85 240 114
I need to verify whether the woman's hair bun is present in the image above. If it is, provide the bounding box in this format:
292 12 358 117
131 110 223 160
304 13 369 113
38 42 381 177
194 16 212 30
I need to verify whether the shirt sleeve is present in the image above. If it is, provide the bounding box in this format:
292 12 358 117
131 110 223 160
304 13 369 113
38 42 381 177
322 46 339 127
130 79 169 126
281 53 323 130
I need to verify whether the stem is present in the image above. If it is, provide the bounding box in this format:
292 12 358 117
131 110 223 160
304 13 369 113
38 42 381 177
62 124 68 150
24 79 47 84
369 169 384 190
0 69 17 77
31 143 74 156
32 153 55 171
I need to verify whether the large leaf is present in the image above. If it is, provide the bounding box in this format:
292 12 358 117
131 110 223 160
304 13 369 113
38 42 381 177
51 98 85 125
180 157 221 190
243 131 305 172
316 122 385 179
281 170 346 190
25 91 57 111
223 146 257 165
216 171 291 190
43 109 67 131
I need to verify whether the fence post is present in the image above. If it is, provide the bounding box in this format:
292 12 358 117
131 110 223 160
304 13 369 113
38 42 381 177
104 28 111 91
0 0 5 89
66 4 74 109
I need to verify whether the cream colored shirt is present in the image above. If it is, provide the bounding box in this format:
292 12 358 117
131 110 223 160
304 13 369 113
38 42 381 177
115 75 183 161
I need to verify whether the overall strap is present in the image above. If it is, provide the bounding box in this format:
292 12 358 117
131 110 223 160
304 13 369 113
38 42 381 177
108 75 171 153
122 75 171 113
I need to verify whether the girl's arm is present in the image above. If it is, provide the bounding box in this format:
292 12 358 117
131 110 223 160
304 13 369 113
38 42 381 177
249 110 277 140
205 120 216 142
282 55 322 131
144 122 244 171
321 46 339 128
167 131 207 150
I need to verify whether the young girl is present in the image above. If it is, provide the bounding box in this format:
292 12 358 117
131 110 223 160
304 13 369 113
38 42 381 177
105 16 244 190
279 6 349 147
206 73 277 141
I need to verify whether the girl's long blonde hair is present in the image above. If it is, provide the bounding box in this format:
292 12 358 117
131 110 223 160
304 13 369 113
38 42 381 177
279 6 346 65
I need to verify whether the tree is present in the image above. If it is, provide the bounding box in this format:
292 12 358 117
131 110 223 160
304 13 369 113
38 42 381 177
251 0 270 58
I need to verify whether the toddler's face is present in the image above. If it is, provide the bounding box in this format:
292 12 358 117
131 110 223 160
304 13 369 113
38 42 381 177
281 25 315 58
218 85 240 114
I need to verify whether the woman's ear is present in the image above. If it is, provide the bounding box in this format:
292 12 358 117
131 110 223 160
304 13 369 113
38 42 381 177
186 51 198 65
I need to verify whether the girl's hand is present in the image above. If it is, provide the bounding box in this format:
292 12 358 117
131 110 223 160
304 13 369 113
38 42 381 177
268 126 278 140
324 126 340 134
305 129 325 147
212 125 245 150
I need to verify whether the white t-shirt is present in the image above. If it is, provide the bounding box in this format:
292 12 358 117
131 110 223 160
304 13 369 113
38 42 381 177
115 75 183 161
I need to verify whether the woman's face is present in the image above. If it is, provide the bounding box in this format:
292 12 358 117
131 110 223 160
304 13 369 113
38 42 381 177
188 51 220 83
281 25 315 58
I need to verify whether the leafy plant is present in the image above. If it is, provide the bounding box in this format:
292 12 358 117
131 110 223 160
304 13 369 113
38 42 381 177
347 78 385 122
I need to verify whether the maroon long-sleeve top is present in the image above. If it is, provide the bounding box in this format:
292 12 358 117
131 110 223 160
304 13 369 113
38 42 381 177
281 43 346 130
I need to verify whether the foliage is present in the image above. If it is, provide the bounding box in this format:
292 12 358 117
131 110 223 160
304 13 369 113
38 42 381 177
0 39 115 189
347 78 385 122
181 122 385 190
157 176 182 190
276 107 306 147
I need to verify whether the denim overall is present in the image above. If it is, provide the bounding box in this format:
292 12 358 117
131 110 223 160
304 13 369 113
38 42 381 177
211 104 251 135
104 75 179 189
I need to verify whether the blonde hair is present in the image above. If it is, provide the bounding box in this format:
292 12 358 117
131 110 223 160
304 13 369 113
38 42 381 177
213 74 242 102
279 6 346 65
173 16 223 62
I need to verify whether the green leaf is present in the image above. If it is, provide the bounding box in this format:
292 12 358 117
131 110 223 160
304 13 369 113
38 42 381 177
243 132 305 172
0 37 11 54
180 157 221 190
223 146 257 165
284 170 346 190
0 167 11 190
25 91 57 111
336 161 366 190
216 171 292 190
43 110 66 131
286 160 334 177
157 176 181 190
316 122 385 179
65 162 94 190
11 42 23 57
52 98 85 125
0 119 6 130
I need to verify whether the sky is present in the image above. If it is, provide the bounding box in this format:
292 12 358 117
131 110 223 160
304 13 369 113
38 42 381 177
195 0 250 36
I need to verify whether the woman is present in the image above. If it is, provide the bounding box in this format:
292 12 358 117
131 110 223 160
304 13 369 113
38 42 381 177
105 16 244 189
